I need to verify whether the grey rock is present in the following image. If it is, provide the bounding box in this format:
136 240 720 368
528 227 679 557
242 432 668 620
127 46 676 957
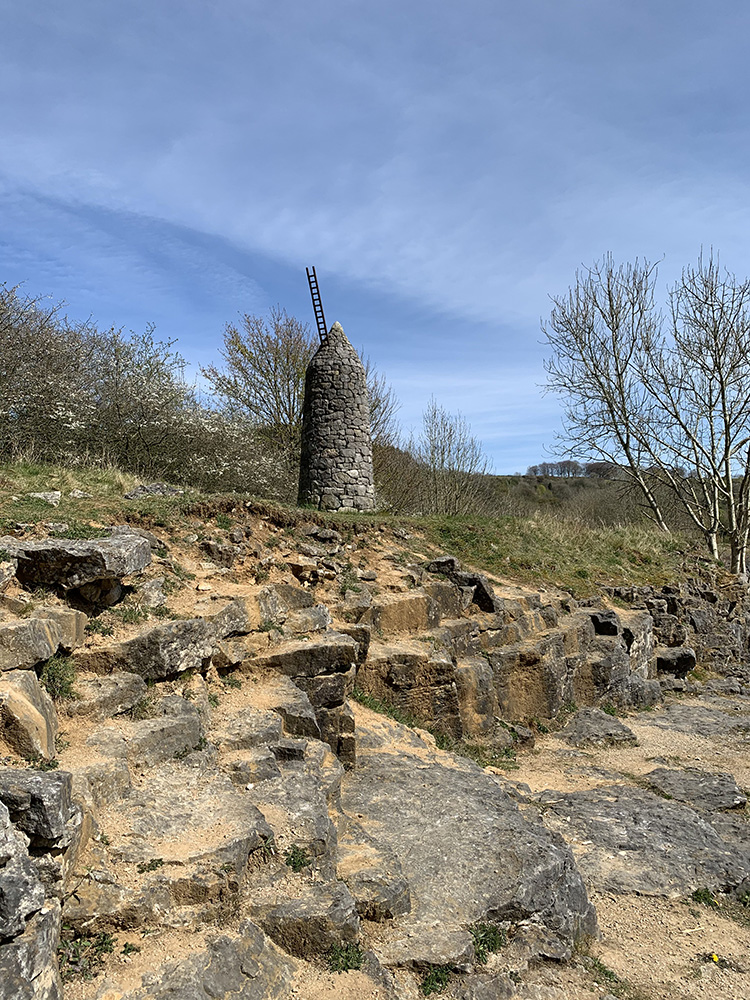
32 606 87 652
646 768 747 812
68 671 147 720
223 749 281 786
109 763 272 873
590 610 620 635
27 492 61 507
343 712 597 970
213 708 284 750
211 598 253 638
538 785 750 895
269 583 315 611
138 578 167 608
106 524 164 551
0 899 62 999
270 737 308 762
264 677 320 738
338 822 411 921
258 881 360 958
77 618 215 680
0 535 151 589
294 665 357 709
562 708 637 748
0 669 58 760
74 758 131 809
0 618 62 672
284 603 332 633
123 482 184 499
254 632 358 678
0 800 46 938
655 646 697 677
0 768 73 843
125 697 203 768
118 920 297 1000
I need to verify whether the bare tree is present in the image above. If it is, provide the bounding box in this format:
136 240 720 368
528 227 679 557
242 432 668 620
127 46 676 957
201 307 314 464
202 308 401 459
409 398 492 515
544 252 750 574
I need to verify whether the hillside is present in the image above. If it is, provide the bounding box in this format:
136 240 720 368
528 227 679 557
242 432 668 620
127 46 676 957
1 462 750 1000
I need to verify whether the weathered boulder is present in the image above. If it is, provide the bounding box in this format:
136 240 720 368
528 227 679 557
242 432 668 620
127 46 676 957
0 670 58 759
125 697 203 769
0 535 151 590
360 592 440 635
252 632 358 677
284 603 332 634
357 641 462 736
337 822 411 921
118 921 297 1000
295 665 357 710
32 607 87 652
562 708 637 748
68 671 147 720
646 768 747 812
0 800 46 938
76 618 215 680
213 708 284 750
258 881 360 958
0 768 73 844
258 676 320 738
0 618 62 672
537 785 750 895
343 708 597 970
454 657 499 738
211 598 255 638
0 899 62 1000
655 646 697 677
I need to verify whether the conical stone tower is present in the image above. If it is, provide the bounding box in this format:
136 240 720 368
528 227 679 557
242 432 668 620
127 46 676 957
298 322 375 511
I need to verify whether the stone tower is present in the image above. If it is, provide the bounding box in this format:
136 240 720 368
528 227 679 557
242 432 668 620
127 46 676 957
298 322 375 511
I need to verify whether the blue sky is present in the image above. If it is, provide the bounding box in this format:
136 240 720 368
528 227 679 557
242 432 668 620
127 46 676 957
2 0 750 472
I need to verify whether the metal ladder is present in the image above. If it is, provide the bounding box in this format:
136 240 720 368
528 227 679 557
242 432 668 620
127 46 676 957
306 266 328 344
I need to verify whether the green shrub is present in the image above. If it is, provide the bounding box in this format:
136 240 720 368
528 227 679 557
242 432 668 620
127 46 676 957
40 655 76 701
326 943 363 973
420 966 452 995
58 929 115 982
284 844 311 872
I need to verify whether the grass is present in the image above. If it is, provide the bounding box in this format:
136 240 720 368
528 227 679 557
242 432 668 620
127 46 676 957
40 654 76 701
420 966 452 995
691 887 720 909
469 923 507 964
0 458 709 602
58 929 115 982
284 844 311 872
326 943 363 973
136 857 164 874
420 512 698 597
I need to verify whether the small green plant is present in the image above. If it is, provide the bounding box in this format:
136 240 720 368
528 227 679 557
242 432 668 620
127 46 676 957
284 844 311 872
98 833 111 846
85 618 114 636
691 887 720 909
171 561 196 582
136 857 164 874
470 923 507 964
58 929 115 982
420 966 452 995
222 673 242 690
121 942 141 956
128 694 158 720
40 655 76 701
114 605 149 625
30 756 59 771
601 702 618 717
326 943 363 973
258 619 278 632
258 834 277 861
208 692 220 708
255 566 270 583
51 522 108 540
55 734 70 753
216 513 233 530
0 548 10 561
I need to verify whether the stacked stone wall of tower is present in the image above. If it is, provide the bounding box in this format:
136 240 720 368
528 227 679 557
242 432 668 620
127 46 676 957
298 322 375 511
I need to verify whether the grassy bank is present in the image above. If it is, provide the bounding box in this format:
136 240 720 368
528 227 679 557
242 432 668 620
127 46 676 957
0 459 710 596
